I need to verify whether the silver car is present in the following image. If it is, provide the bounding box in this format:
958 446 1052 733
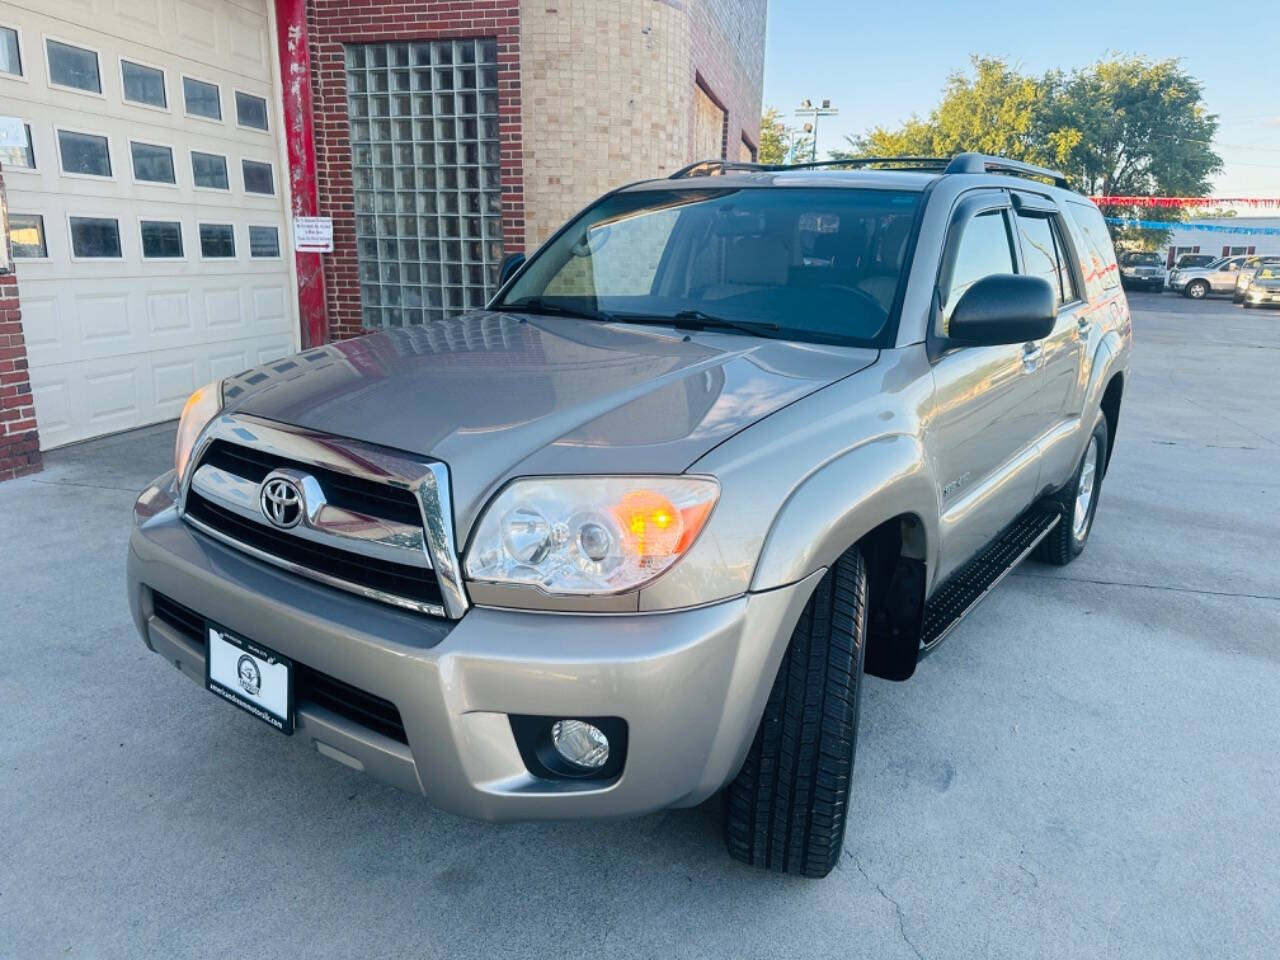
127 153 1131 877
1171 254 1251 298
1233 255 1280 303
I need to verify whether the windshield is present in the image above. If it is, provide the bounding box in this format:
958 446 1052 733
1258 266 1280 281
1126 252 1162 265
495 187 922 347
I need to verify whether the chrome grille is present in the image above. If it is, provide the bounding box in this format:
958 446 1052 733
180 414 468 618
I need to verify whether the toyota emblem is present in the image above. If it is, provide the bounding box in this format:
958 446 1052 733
260 476 304 529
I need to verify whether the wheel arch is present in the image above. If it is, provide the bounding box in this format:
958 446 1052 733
1099 371 1123 474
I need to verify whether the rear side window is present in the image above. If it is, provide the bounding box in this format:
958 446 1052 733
942 210 1015 328
1066 202 1120 295
1014 211 1077 305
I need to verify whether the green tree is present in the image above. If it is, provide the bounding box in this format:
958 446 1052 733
758 106 788 165
835 55 1222 247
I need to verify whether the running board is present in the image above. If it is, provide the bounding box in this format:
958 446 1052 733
920 505 1062 653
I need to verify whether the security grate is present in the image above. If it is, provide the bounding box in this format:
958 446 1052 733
345 39 504 328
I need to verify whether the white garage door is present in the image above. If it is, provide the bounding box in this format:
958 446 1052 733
0 0 295 449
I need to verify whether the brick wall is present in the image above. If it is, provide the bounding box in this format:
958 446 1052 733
690 0 767 161
0 170 40 481
306 0 523 340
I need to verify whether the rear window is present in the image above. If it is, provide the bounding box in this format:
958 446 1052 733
496 187 922 347
1066 201 1120 295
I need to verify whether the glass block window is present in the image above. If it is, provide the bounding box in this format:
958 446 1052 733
345 38 503 328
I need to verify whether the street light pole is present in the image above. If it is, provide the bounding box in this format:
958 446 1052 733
794 99 839 163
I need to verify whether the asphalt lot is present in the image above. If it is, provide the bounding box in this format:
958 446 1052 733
3 292 1278 959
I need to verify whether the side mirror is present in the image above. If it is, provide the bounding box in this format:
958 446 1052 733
499 252 526 286
947 274 1057 346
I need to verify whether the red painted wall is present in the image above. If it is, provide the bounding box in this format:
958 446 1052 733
302 0 522 341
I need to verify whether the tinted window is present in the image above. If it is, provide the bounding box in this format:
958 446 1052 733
235 91 268 130
0 123 34 169
57 130 112 177
199 223 235 258
0 26 20 76
497 187 923 347
183 76 221 119
140 220 183 258
1066 202 1120 292
47 39 101 93
943 210 1015 326
9 214 45 258
122 60 166 107
242 159 274 195
191 151 229 189
248 225 280 258
130 142 175 183
70 216 122 258
1015 212 1076 305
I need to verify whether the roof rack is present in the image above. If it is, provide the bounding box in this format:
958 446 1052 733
669 152 1071 189
944 152 1070 189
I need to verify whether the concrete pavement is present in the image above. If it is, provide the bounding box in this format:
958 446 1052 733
2 292 1277 959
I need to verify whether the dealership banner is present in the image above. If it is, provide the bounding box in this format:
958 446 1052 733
1103 217 1280 236
1091 196 1280 208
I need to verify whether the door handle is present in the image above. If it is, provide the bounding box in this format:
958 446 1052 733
1021 342 1042 372
1076 316 1092 335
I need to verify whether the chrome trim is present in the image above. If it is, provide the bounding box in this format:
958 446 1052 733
184 515 448 619
180 413 470 618
190 463 432 568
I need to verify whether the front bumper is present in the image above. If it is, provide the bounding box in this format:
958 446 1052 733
127 473 817 821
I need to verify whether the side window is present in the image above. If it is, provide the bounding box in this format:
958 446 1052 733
1066 202 1120 294
942 209 1015 330
1014 212 1078 305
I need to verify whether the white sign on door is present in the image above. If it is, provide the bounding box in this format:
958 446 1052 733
293 216 333 253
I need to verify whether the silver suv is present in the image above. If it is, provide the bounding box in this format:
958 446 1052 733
127 153 1131 878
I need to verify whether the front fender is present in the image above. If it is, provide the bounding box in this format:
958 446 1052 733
751 433 938 592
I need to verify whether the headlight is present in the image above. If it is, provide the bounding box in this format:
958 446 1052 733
465 476 719 595
174 381 223 483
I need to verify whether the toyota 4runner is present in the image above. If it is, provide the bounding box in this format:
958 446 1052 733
127 153 1131 878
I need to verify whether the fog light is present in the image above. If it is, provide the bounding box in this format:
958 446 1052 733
551 719 609 769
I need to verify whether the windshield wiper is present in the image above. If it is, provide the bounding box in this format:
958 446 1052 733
611 309 782 339
492 297 609 322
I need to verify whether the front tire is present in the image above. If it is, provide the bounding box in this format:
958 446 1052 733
1185 280 1209 299
724 549 868 878
1035 416 1108 566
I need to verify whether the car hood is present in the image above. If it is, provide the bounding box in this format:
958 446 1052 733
223 310 877 534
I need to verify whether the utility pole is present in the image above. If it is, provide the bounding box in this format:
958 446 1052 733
794 99 838 162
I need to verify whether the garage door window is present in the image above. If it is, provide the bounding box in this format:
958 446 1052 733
130 142 176 184
236 91 268 131
199 223 236 259
183 76 221 120
191 151 229 190
242 159 274 195
140 220 183 259
47 39 101 94
121 59 167 108
0 26 21 77
248 225 280 258
345 38 503 327
69 216 122 259
9 214 45 258
0 122 34 169
57 129 112 178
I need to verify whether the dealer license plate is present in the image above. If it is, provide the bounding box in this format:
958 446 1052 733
205 624 294 735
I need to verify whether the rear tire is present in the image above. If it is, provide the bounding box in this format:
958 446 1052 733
1035 416 1108 566
724 549 868 878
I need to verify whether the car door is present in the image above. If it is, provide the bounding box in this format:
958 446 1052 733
1010 195 1089 487
928 192 1047 584
1211 257 1244 293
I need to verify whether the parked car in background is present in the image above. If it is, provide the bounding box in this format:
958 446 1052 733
1243 263 1280 308
1233 255 1280 303
1118 251 1166 291
1169 254 1252 299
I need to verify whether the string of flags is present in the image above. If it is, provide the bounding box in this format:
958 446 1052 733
1091 196 1280 209
1103 217 1280 236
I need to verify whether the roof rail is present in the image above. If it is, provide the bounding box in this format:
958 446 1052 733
944 152 1070 189
669 156 954 179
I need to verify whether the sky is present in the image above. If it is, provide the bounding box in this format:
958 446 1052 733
762 0 1280 197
